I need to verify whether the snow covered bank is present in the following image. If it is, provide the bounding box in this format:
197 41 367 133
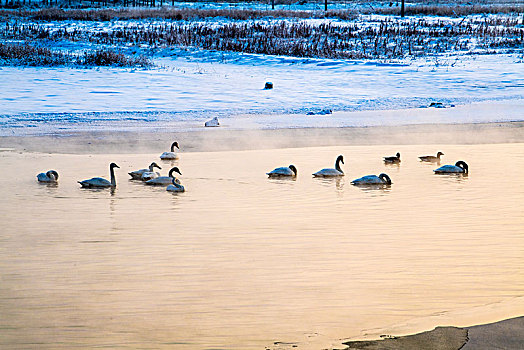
1 50 522 136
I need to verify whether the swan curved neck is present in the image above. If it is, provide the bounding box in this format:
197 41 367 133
46 170 58 180
335 158 343 173
455 161 468 173
380 174 391 184
110 166 116 186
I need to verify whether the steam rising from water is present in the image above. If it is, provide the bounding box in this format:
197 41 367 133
1 119 522 155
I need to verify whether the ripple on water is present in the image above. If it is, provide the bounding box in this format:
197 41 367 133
0 144 523 349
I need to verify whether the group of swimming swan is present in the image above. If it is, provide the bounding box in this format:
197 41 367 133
37 145 468 191
38 141 185 192
266 152 468 186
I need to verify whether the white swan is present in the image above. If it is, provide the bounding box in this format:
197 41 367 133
267 165 297 178
145 167 182 186
205 117 220 127
78 163 120 188
140 169 162 181
166 177 185 192
384 152 401 164
419 152 444 163
313 155 344 177
37 170 59 183
128 162 161 180
434 161 468 174
160 141 179 160
351 173 392 185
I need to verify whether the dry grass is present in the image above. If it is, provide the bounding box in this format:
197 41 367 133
372 4 524 17
1 7 358 21
82 48 152 66
1 2 522 62
1 2 523 22
0 41 70 65
2 16 522 60
0 42 152 67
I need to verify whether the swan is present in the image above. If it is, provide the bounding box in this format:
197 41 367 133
37 170 59 183
267 165 297 178
205 117 220 127
140 168 162 181
313 155 344 177
384 152 401 164
419 152 444 163
78 163 120 188
434 161 468 174
145 167 182 186
160 141 180 160
128 162 161 180
351 173 392 185
166 177 185 192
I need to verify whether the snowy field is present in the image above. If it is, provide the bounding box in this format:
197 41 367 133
1 51 523 135
0 5 523 135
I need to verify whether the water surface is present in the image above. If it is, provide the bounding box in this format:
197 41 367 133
0 143 523 349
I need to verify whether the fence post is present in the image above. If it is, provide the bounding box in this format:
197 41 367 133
401 0 405 17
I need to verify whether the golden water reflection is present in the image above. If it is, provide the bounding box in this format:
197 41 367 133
0 143 523 349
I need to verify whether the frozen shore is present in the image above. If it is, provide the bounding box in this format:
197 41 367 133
1 50 523 134
344 316 524 350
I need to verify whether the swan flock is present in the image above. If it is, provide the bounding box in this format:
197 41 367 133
37 144 468 193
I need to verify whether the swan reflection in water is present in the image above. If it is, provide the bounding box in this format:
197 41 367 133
315 176 345 191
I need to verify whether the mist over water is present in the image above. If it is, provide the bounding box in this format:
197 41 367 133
1 143 523 349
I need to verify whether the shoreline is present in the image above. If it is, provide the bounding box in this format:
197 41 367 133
343 316 524 350
1 120 523 154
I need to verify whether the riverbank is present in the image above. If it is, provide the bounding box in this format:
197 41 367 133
343 316 524 350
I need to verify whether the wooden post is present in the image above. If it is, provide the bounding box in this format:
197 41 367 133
271 0 274 10
324 0 327 11
401 0 405 17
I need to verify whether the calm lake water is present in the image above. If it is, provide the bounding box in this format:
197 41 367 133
1 143 523 349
